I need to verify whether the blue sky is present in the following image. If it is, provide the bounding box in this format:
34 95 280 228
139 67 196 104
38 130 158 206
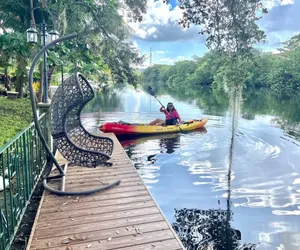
127 0 300 67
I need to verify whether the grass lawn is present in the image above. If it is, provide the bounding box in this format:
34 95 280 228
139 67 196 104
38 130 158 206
0 96 33 147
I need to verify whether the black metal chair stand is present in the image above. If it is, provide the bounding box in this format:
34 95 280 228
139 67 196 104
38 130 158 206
28 33 120 196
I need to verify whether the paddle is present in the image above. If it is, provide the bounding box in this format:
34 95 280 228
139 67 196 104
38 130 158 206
147 86 185 134
147 86 165 107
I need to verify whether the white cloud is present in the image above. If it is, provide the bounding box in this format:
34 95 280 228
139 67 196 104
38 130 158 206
261 1 299 32
280 0 294 5
154 50 170 54
264 0 294 9
264 0 276 9
258 0 298 51
127 0 203 42
271 49 281 54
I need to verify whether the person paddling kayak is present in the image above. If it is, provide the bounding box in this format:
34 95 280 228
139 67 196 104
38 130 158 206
149 102 181 126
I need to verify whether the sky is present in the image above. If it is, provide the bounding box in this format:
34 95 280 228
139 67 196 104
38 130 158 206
126 0 300 67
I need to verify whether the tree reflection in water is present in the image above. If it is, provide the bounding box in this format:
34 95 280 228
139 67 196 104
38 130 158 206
172 87 258 250
172 208 257 250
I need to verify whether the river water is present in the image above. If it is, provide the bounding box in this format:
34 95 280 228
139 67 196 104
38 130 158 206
82 86 300 250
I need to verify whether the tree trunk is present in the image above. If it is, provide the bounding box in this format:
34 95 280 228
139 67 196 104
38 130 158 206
16 77 23 98
48 65 57 85
16 56 26 98
57 4 67 36
4 68 10 91
30 0 36 27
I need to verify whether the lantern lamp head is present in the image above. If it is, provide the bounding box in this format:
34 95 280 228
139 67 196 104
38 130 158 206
48 30 60 43
26 26 38 44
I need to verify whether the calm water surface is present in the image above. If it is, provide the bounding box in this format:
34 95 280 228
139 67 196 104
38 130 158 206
82 87 300 250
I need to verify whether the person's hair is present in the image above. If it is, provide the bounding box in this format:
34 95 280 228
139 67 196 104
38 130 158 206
166 102 176 113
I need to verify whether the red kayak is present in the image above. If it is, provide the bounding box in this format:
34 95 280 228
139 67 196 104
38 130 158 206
99 118 208 135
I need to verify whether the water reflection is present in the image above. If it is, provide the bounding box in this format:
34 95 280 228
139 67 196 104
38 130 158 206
173 209 257 250
84 87 124 113
82 86 300 249
120 128 207 154
171 86 255 250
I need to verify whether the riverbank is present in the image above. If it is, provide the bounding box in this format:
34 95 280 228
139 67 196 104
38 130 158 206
0 96 32 147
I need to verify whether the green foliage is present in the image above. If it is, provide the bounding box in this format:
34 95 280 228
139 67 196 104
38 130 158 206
280 34 300 52
44 0 146 85
0 0 147 91
212 56 253 92
167 0 267 57
0 97 32 147
0 85 7 95
156 83 300 126
267 49 300 93
142 34 300 95
0 32 30 96
0 32 30 70
162 0 268 92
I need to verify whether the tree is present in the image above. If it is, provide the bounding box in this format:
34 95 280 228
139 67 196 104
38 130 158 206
185 52 223 88
164 0 267 91
172 0 267 57
142 65 162 91
44 0 147 86
0 32 30 96
0 0 147 97
280 34 300 52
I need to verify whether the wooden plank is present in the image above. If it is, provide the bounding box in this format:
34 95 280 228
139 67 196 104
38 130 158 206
39 197 153 221
25 193 45 250
115 135 186 249
41 192 151 214
27 133 184 250
65 167 136 177
34 213 164 239
41 229 176 250
36 206 160 230
114 239 182 250
66 170 137 180
30 221 170 249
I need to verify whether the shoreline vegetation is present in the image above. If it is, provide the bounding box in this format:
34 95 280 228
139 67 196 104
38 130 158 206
0 96 32 147
142 35 300 96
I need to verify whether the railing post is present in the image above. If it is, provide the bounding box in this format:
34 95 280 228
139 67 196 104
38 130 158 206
22 133 30 199
37 102 52 152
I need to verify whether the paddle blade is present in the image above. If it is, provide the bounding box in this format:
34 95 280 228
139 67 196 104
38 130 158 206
147 86 156 97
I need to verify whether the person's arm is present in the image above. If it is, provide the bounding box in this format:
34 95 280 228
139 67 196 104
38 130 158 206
176 111 181 124
178 116 181 124
160 106 168 115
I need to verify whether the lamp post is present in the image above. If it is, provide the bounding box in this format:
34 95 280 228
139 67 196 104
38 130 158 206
26 21 59 103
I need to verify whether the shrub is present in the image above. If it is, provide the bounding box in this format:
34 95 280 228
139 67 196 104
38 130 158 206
0 97 32 147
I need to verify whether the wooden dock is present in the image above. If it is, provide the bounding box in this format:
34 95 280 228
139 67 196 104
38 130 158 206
26 134 184 250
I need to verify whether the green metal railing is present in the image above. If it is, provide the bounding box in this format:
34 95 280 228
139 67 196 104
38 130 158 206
0 114 47 250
